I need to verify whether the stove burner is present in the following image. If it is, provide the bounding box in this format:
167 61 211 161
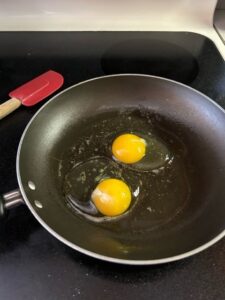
101 39 199 84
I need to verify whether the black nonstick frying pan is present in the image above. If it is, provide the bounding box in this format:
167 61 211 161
1 74 225 265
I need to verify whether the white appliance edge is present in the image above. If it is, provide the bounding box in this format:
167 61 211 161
0 0 224 59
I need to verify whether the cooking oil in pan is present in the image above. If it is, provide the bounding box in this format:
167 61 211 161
62 109 191 233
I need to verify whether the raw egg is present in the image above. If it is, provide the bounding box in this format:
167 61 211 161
91 178 132 217
112 133 146 164
64 157 139 219
111 132 171 172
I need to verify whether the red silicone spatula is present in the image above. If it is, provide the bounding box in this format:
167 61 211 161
0 70 64 120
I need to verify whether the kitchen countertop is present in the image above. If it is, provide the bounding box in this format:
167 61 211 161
0 32 225 300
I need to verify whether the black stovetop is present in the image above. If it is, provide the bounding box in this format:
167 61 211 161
0 32 225 300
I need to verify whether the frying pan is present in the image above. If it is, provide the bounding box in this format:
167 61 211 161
1 74 225 265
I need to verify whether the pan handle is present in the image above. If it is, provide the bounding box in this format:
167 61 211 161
0 189 24 218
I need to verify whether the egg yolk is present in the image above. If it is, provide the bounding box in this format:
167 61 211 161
112 133 146 164
91 178 132 217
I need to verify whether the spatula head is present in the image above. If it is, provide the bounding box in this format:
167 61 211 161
9 70 64 107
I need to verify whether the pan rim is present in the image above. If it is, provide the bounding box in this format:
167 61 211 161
16 73 225 265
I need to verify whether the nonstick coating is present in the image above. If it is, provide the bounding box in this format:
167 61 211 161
17 75 225 264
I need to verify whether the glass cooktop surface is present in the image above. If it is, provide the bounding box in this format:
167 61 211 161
0 32 225 300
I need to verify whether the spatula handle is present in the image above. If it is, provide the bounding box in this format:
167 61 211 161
0 98 21 120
